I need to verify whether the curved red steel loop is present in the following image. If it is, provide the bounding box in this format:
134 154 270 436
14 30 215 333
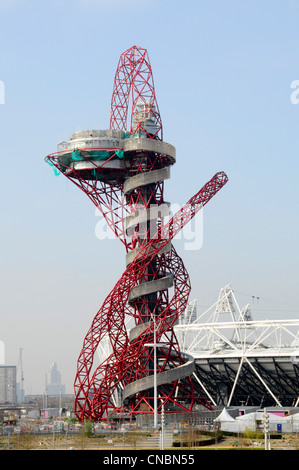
110 45 163 140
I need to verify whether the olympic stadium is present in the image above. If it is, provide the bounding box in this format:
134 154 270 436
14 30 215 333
174 284 299 409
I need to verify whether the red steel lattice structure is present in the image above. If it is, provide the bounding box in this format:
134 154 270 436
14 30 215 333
45 45 228 421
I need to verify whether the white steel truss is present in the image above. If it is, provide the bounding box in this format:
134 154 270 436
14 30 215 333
174 285 299 407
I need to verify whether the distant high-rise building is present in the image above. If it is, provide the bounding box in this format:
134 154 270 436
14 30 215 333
0 366 16 403
45 362 65 395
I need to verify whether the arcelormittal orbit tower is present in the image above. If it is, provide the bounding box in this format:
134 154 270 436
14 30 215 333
45 46 228 422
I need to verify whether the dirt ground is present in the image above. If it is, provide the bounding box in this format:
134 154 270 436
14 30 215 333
0 431 299 450
204 433 299 450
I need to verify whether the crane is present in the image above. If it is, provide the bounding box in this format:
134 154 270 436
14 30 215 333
17 347 24 402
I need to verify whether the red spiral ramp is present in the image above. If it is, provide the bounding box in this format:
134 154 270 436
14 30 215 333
45 46 228 421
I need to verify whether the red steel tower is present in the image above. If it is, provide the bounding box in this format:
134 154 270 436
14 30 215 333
45 46 228 422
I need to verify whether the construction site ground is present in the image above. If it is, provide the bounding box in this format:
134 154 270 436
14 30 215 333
0 430 299 450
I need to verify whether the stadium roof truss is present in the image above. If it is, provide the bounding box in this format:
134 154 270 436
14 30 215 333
174 285 299 408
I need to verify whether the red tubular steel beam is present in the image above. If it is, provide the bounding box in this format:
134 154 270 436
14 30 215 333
74 171 228 420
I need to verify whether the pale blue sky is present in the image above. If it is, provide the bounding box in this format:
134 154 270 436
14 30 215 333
0 0 298 394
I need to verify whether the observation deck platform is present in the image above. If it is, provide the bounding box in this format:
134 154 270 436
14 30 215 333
48 129 176 182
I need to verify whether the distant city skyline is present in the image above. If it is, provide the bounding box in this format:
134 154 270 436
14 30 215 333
1 346 66 398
